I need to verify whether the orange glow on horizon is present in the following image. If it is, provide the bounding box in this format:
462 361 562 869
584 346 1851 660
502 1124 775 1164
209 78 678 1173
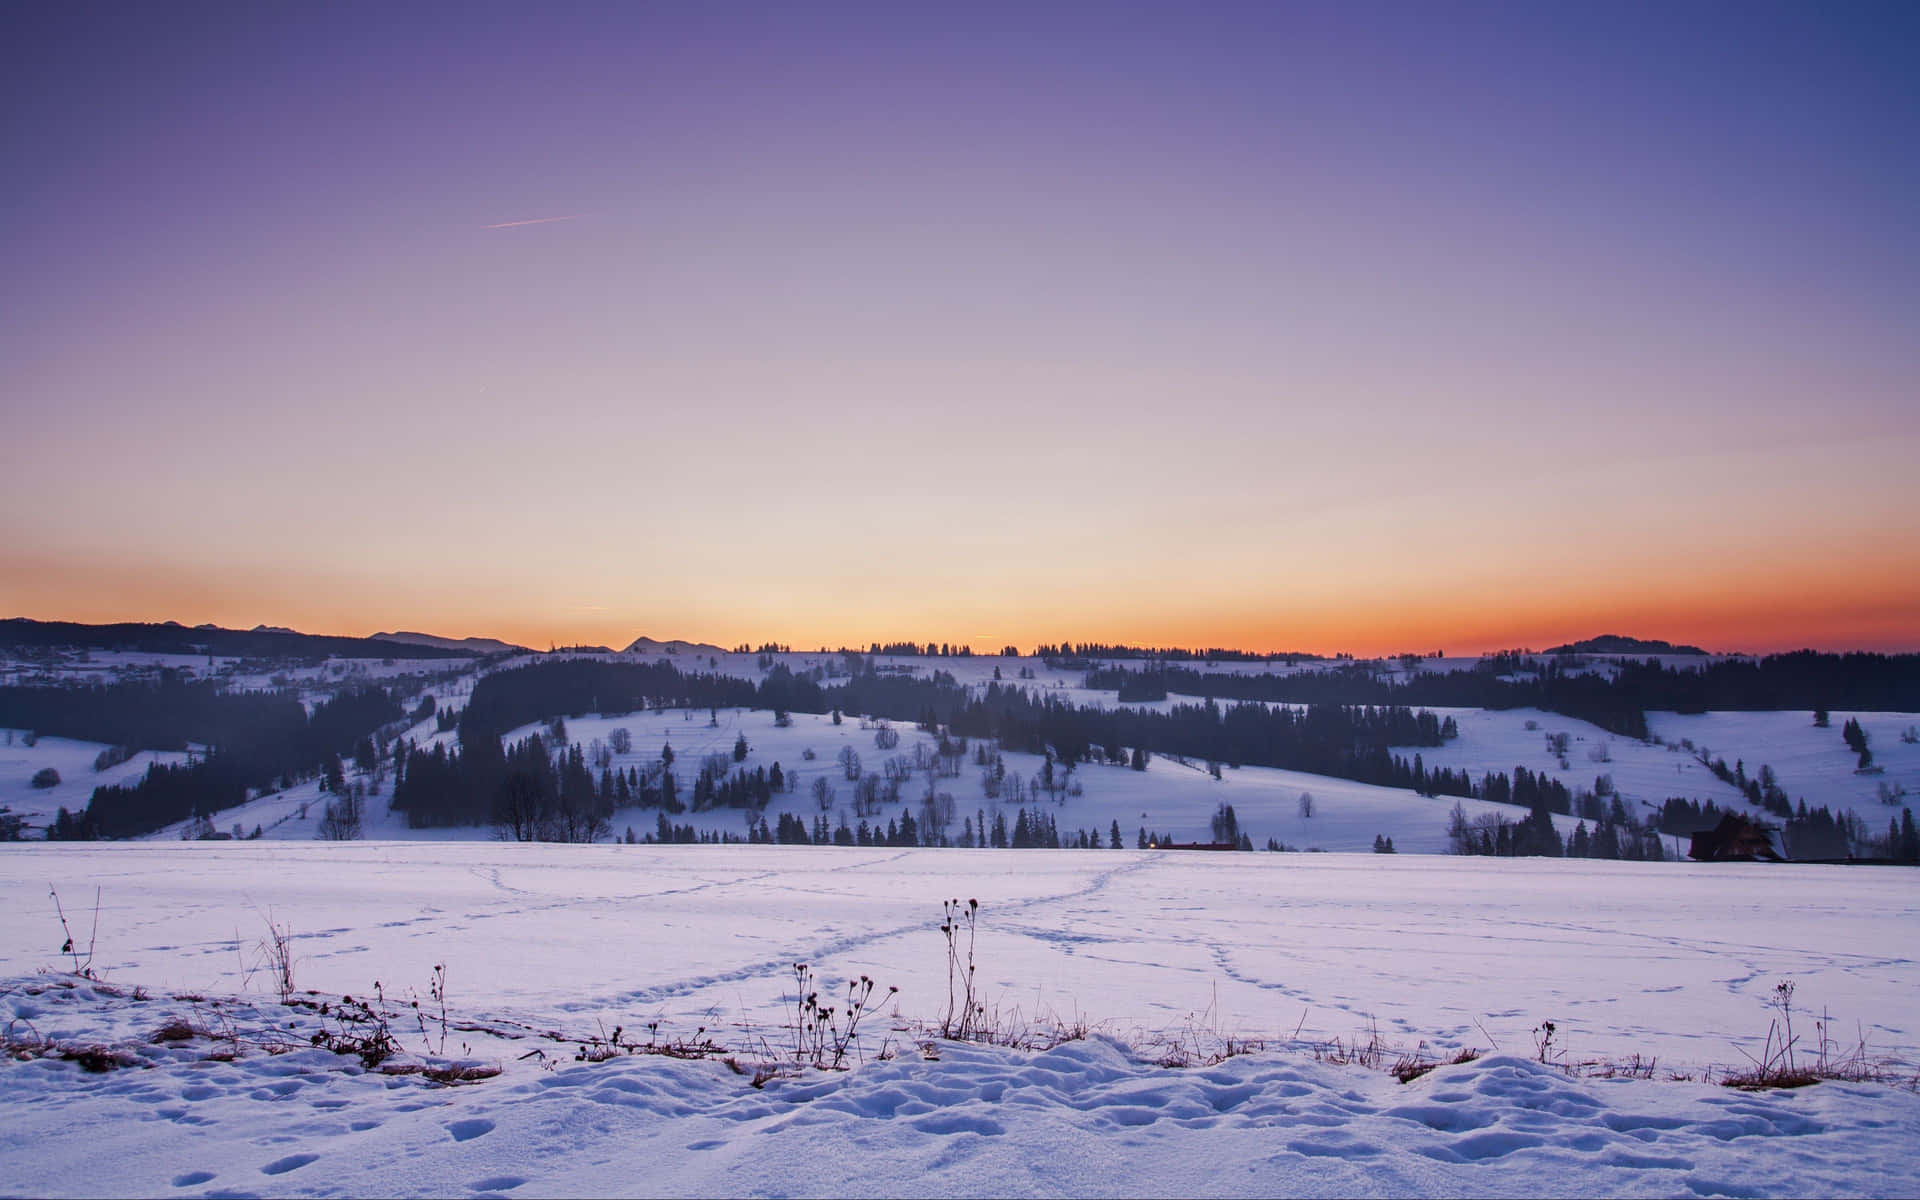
5 550 1915 659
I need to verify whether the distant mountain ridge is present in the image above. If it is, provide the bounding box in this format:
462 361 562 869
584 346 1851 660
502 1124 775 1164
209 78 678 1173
623 635 730 657
1545 634 1709 656
0 618 469 660
372 631 528 655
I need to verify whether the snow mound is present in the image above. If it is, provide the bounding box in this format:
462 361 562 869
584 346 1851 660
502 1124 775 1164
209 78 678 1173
3 977 1916 1198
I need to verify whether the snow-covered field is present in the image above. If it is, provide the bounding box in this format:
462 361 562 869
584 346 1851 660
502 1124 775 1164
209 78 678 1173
0 734 193 831
2 844 1916 1198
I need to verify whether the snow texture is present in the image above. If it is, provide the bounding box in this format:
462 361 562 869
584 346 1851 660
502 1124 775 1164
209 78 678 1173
1 844 1916 1198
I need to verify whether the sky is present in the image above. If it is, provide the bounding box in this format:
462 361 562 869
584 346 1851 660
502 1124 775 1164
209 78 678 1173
3 1 1916 656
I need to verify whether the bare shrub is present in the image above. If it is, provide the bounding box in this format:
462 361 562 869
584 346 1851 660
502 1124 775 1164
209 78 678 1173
259 915 298 1004
49 885 100 979
939 898 983 1041
789 963 894 1070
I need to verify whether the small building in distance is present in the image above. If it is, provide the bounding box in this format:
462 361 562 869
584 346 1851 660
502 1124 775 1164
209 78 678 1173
1687 813 1784 863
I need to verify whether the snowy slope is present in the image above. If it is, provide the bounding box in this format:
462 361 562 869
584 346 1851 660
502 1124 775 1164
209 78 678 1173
9 643 1916 850
0 732 192 834
1649 711 1920 821
488 707 1571 853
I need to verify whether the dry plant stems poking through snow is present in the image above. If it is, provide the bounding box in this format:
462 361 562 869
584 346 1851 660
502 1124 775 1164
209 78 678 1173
408 963 449 1058
1147 982 1265 1068
1533 1020 1561 1067
1720 978 1848 1091
309 989 401 1068
48 886 101 980
939 898 983 1041
257 913 297 1004
789 963 894 1070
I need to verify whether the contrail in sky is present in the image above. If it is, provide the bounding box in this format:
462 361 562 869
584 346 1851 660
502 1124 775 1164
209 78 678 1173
483 214 582 229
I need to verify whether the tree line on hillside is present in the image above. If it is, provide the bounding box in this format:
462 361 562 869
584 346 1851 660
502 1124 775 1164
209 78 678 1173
26 680 406 839
1085 661 1650 737
455 660 1461 791
1034 642 1323 664
1082 651 1920 741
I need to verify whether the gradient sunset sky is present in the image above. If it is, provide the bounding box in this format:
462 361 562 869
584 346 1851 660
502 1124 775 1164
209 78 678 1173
4 2 1916 655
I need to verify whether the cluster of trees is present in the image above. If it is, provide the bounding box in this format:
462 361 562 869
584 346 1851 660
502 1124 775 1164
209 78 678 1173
636 815 745 845
1697 752 1793 817
458 660 762 741
1867 809 1920 862
611 806 1129 851
1842 718 1874 769
690 760 784 812
869 642 975 657
1653 796 1729 836
1448 800 1666 861
392 732 692 833
39 683 403 840
1034 642 1319 664
50 758 246 839
488 735 612 843
4 675 298 757
1776 803 1849 859
1476 765 1574 814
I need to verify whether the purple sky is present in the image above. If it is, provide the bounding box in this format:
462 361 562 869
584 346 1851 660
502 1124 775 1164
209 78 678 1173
3 2 1916 653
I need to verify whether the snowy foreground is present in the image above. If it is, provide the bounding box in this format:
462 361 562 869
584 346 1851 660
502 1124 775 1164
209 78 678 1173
3 844 1917 1198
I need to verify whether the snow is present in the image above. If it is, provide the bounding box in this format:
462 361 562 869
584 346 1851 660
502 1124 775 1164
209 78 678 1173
1648 711 1920 821
9 645 1914 847
468 707 1572 853
0 732 193 831
1 843 1915 1197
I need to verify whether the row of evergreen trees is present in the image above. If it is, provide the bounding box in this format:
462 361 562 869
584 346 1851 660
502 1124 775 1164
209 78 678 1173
1084 661 1649 738
638 805 1127 851
1083 650 1920 740
1035 642 1314 663
1447 801 1667 861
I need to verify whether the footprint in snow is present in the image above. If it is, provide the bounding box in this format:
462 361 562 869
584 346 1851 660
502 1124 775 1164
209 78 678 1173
260 1153 320 1175
469 1177 527 1193
171 1171 216 1187
447 1118 496 1142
